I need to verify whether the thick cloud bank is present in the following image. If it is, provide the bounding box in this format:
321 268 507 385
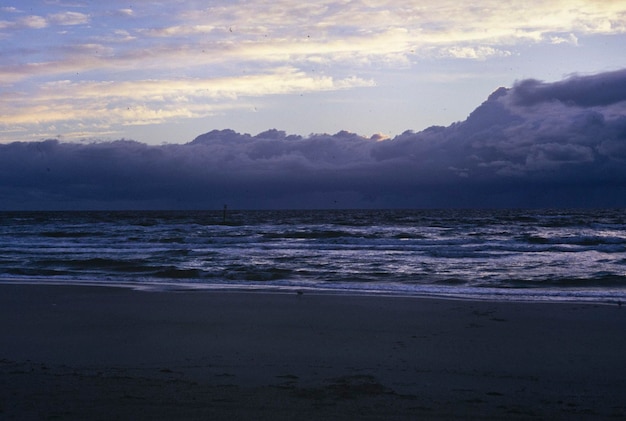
2 69 626 210
512 69 626 107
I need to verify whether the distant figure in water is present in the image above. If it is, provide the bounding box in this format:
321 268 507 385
223 204 227 224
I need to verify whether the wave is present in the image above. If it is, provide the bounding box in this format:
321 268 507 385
2 209 626 304
40 231 106 238
521 233 626 251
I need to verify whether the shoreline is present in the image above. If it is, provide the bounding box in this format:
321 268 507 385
1 278 625 306
1 283 626 419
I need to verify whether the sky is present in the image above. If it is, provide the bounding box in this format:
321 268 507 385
1 1 626 210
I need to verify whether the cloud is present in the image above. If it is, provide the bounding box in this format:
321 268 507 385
166 0 626 67
6 1 626 78
438 46 512 60
48 11 90 26
0 68 374 134
2 69 626 210
549 33 578 45
115 9 134 17
511 68 626 107
0 15 48 30
0 11 89 31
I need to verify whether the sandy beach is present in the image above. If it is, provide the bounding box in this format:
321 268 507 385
1 284 625 420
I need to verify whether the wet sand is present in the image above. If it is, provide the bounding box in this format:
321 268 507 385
1 284 625 420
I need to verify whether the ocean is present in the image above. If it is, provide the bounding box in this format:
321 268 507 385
1 209 625 303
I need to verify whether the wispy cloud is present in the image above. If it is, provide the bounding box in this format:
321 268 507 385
0 15 48 30
48 11 89 25
1 68 374 135
0 10 89 30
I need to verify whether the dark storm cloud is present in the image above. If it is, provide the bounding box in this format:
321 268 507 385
511 68 626 107
3 69 626 210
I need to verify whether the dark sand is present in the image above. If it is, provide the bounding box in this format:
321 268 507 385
1 284 625 420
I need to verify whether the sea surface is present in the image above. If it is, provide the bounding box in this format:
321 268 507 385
1 209 626 303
